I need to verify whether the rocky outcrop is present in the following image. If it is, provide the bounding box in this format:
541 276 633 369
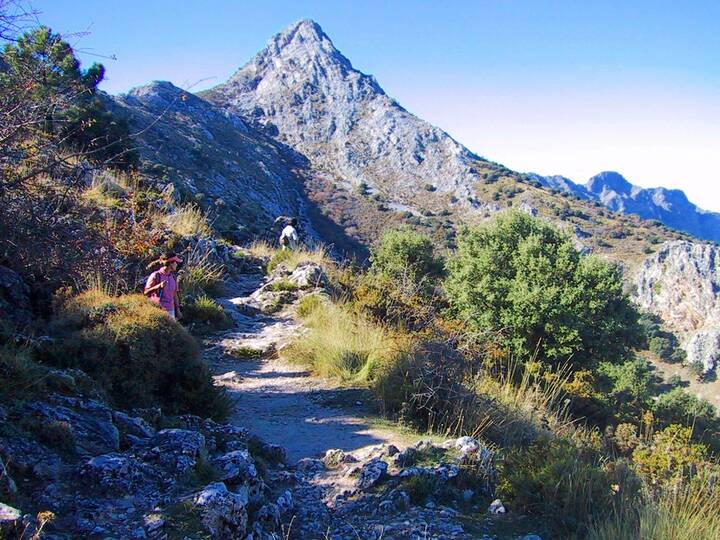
108 81 320 245
635 241 720 373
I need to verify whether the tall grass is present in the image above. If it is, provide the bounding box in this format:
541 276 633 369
588 482 720 540
164 205 212 237
267 244 330 273
282 297 407 383
248 240 331 273
82 170 130 208
180 246 225 300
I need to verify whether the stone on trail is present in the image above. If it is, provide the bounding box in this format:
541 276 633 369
356 458 388 489
322 448 358 469
288 262 327 289
488 498 506 514
0 503 21 537
193 481 249 539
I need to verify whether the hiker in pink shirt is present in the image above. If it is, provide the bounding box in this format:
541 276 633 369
144 251 183 319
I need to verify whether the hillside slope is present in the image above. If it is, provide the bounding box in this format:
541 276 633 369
119 19 717 372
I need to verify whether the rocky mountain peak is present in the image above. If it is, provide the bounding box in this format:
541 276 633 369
586 171 633 194
202 20 481 206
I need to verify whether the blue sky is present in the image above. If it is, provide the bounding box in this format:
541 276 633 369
33 0 720 211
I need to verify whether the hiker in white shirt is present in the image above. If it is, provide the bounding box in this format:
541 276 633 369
279 218 299 250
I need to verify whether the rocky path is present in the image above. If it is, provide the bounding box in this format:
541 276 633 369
209 279 412 463
200 263 543 540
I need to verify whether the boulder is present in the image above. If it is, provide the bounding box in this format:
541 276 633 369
322 448 358 469
142 429 206 475
0 432 64 481
356 458 388 490
23 397 120 456
80 453 161 493
193 482 249 539
0 503 21 538
113 411 156 448
453 436 480 454
275 490 294 514
213 450 258 484
488 498 506 514
288 263 327 289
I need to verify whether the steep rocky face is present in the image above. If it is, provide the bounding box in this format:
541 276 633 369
635 241 720 373
108 81 319 242
202 20 483 208
531 170 720 243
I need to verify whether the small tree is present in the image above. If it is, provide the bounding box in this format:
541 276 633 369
370 228 443 289
445 211 642 368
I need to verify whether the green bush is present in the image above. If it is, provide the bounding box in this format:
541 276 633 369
44 290 229 419
370 228 443 290
498 437 613 536
632 425 709 490
596 358 658 416
445 211 643 368
652 389 719 448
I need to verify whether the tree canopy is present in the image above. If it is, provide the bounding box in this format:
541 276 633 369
445 211 642 368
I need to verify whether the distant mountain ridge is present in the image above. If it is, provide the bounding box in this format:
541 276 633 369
528 171 720 243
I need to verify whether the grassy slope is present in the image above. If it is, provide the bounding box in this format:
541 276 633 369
304 157 691 274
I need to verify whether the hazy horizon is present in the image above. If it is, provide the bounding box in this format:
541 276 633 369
32 0 720 212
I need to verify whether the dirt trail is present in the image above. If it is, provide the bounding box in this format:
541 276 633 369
207 271 413 464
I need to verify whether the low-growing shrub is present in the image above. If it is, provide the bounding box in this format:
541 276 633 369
0 344 48 400
183 295 232 332
296 294 324 318
44 290 229 419
632 425 710 490
267 279 299 292
497 437 613 536
400 474 436 504
370 228 443 289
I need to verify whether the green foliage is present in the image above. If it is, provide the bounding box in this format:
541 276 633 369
267 279 299 292
596 357 658 416
370 228 443 290
632 425 709 490
282 298 406 383
182 295 232 333
296 294 323 318
400 474 436 504
651 388 719 448
498 437 613 536
445 211 643 368
1 26 136 168
44 290 229 419
0 344 47 400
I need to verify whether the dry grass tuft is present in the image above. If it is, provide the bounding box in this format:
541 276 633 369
164 205 212 237
283 297 407 383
